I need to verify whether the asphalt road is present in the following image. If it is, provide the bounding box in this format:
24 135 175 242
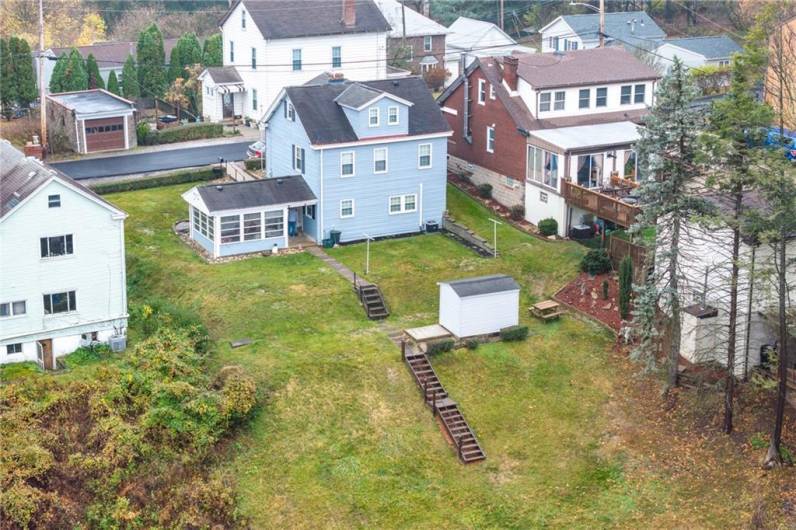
51 141 251 180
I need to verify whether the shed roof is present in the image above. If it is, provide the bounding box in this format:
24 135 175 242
195 175 317 213
334 83 385 109
441 274 520 297
447 16 516 50
659 35 741 60
374 0 449 38
47 89 135 115
531 121 641 151
202 66 243 85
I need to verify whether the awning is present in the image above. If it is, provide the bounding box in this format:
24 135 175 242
217 83 245 94
530 121 641 152
419 55 439 65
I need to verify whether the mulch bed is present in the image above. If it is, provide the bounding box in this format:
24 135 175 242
556 272 624 331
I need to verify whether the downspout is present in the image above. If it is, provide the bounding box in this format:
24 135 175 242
461 53 472 144
73 111 81 153
419 182 423 230
743 243 756 379
319 148 324 242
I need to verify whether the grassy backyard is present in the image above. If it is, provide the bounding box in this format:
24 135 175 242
97 183 773 528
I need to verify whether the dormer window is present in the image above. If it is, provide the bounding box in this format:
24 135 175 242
241 9 246 29
579 89 590 109
368 107 379 127
539 93 551 112
596 87 607 107
554 91 565 110
634 84 646 104
387 106 399 125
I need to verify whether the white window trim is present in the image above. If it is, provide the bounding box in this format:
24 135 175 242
373 147 388 173
553 91 565 111
486 126 495 153
340 199 355 218
43 290 78 317
423 35 432 52
368 107 380 127
40 234 74 260
0 300 27 319
489 84 496 100
388 193 418 215
417 143 432 169
477 79 486 105
340 151 355 177
332 46 342 68
387 106 399 125
539 92 551 112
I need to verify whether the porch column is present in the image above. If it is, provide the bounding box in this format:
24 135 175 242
213 215 220 258
283 206 288 247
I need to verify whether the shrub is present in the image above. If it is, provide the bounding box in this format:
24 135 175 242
538 217 558 237
580 249 612 275
477 183 492 199
140 122 224 146
426 338 454 355
422 67 448 91
618 255 633 319
509 204 525 221
244 158 264 171
500 325 529 342
90 168 217 194
602 279 609 300
465 339 479 350
136 120 151 145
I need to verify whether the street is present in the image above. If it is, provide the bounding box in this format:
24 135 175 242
50 141 251 180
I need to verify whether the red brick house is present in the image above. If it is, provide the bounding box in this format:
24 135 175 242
438 48 660 237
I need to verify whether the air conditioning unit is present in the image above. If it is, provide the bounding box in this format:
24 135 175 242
109 335 127 352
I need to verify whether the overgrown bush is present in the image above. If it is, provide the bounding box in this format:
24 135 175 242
465 339 479 350
90 168 217 194
510 204 525 221
500 325 529 342
139 122 224 146
477 183 492 199
426 338 454 355
422 67 448 91
136 120 151 145
580 249 612 275
244 158 264 171
618 255 633 319
538 217 558 237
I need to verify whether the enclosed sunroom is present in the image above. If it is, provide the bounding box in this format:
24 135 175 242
181 176 317 259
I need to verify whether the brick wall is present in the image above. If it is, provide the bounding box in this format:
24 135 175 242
448 155 525 207
47 102 80 153
387 34 446 73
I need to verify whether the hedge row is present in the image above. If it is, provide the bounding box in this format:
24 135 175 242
90 167 219 194
138 122 225 146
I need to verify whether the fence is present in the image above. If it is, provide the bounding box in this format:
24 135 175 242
227 161 260 182
608 234 648 283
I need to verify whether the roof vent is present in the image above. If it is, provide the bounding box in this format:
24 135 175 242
27 170 37 179
392 80 399 86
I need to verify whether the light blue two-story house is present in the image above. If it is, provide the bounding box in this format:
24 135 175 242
182 76 450 258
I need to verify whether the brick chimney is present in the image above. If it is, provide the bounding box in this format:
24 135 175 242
502 56 518 91
342 0 356 27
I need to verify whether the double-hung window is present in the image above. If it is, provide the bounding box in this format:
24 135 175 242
489 84 496 100
48 194 60 207
220 215 241 243
340 152 355 177
423 35 432 51
285 101 295 121
539 92 551 112
40 234 73 258
43 291 76 315
527 146 558 189
368 107 379 127
418 143 432 168
241 9 246 28
387 106 399 125
634 83 646 104
251 88 258 110
243 213 261 240
340 199 354 218
292 145 305 173
554 91 565 110
620 85 632 105
292 48 302 71
596 87 607 107
389 194 417 214
0 300 26 318
373 148 388 173
579 88 590 109
251 47 256 70
477 79 486 104
229 40 234 63
486 126 495 153
264 210 284 237
332 46 342 68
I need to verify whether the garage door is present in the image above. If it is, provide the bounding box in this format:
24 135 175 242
84 117 125 152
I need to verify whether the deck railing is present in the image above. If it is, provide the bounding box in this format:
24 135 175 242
561 180 641 228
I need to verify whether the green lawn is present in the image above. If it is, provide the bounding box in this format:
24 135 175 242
106 183 676 528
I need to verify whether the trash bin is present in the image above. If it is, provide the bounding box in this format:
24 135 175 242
212 167 224 178
425 220 439 233
330 230 342 245
322 238 334 248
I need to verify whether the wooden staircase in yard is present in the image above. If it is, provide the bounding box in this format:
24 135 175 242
357 282 389 320
403 347 486 464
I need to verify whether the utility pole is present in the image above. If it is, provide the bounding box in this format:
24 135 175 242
401 0 407 48
499 0 505 30
38 0 47 152
599 0 605 48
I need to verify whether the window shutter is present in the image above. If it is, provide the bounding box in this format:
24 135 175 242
66 235 73 254
43 294 51 314
40 238 48 257
68 291 76 311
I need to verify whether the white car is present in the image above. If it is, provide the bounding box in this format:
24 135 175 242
247 141 265 159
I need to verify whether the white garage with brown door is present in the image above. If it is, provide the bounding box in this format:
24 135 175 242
48 89 137 154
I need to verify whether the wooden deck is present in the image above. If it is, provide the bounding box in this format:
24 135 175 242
561 180 641 228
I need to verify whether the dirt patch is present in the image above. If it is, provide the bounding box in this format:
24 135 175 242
556 272 623 331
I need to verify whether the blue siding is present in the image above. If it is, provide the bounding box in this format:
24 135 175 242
342 97 409 138
219 236 286 257
192 228 214 255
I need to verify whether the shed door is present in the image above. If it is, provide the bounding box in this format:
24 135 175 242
84 117 125 152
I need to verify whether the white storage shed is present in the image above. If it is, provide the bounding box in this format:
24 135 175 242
438 275 521 338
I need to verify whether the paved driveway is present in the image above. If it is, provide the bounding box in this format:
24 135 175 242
51 141 251 180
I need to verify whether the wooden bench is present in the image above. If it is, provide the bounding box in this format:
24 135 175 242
530 300 565 321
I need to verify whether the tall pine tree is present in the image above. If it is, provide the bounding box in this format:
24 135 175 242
202 33 223 67
61 49 88 92
9 37 36 107
121 54 139 99
85 53 105 90
49 53 68 93
107 70 120 95
137 24 166 99
0 39 17 119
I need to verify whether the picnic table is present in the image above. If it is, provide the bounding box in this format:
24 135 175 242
530 300 565 321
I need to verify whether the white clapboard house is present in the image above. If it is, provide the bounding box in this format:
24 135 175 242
0 140 128 369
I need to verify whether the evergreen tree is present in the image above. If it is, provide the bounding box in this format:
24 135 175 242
9 37 37 107
61 48 88 92
107 70 120 95
137 24 166 98
49 53 68 93
632 57 706 392
169 32 203 83
121 54 140 99
85 53 105 90
0 39 17 118
202 33 222 67
168 44 182 84
618 256 633 320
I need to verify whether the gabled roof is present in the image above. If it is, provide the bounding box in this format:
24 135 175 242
47 89 135 115
374 0 448 38
192 175 317 214
440 274 520 297
49 38 179 69
200 66 244 85
447 16 516 50
334 82 414 110
276 76 450 145
0 140 125 220
658 35 741 60
222 0 391 39
546 10 665 47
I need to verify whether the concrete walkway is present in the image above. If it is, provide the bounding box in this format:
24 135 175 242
306 246 369 287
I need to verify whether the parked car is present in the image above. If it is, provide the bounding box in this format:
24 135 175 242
765 128 796 161
247 140 265 159
158 114 178 124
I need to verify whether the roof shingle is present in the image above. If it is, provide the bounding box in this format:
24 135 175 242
660 35 741 60
441 274 520 297
196 175 317 213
